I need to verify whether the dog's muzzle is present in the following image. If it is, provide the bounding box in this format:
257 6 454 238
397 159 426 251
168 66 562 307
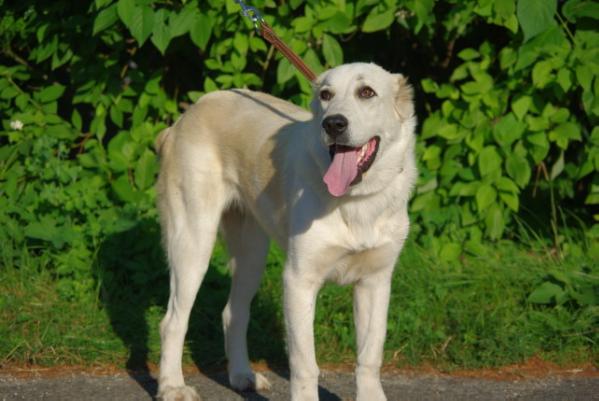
322 114 348 139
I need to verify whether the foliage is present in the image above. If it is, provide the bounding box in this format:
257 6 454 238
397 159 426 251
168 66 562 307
1 239 597 368
0 0 598 368
412 0 599 260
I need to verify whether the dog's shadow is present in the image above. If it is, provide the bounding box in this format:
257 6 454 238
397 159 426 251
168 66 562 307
94 218 341 401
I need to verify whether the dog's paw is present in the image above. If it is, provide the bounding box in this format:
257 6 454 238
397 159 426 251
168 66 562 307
357 383 386 401
230 371 272 392
158 385 202 401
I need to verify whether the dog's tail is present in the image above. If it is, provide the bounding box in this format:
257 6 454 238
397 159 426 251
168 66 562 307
154 127 171 156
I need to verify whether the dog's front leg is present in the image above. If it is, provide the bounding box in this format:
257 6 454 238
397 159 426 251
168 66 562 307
353 268 393 401
283 266 322 401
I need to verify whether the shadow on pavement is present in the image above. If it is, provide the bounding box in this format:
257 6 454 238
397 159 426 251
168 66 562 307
93 218 342 400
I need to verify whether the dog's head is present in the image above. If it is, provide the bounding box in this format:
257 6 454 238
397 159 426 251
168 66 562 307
311 63 415 197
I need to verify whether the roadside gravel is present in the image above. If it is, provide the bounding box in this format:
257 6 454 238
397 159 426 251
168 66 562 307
1 370 598 401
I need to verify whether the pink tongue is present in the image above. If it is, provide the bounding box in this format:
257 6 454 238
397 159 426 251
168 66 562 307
323 146 359 197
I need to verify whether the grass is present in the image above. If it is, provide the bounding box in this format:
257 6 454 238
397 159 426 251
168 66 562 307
1 229 597 372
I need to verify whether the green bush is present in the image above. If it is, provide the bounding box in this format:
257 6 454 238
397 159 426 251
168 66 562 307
1 0 597 298
414 0 599 258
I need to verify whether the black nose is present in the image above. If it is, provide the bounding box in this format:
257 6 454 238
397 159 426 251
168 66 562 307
322 114 348 138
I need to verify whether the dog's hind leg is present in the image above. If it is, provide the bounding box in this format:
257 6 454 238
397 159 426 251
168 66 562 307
158 174 226 401
220 208 271 392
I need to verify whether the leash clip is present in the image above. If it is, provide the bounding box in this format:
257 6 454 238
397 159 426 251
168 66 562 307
235 0 264 33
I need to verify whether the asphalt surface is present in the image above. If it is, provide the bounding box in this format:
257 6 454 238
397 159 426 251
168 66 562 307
1 370 598 401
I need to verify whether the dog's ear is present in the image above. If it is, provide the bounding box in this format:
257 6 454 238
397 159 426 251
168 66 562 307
393 74 414 121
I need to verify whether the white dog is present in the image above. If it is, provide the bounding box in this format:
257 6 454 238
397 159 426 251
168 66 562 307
155 62 417 401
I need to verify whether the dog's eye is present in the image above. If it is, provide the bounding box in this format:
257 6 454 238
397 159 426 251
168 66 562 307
320 90 333 101
358 86 376 99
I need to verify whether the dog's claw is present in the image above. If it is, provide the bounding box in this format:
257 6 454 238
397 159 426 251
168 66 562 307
230 372 272 392
158 385 202 401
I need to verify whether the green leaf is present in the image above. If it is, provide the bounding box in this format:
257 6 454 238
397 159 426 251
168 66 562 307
134 149 158 190
321 12 354 34
117 0 135 27
1 86 18 99
571 287 599 307
169 5 196 38
511 95 531 120
478 146 502 177
190 12 214 50
129 6 154 46
225 0 239 14
71 109 82 131
421 79 438 94
496 176 519 193
549 122 581 149
476 184 497 211
556 69 572 92
277 58 294 85
532 60 553 88
484 204 504 239
423 145 441 170
417 177 438 194
249 37 267 53
230 53 247 71
233 33 249 55
93 4 119 35
575 65 593 92
526 132 550 162
110 106 124 128
550 152 564 180
466 72 493 94
108 131 136 172
111 174 143 203
517 0 557 42
25 221 62 248
438 124 461 140
362 7 394 33
450 181 479 197
457 48 479 61
495 0 516 20
130 121 153 143
563 0 599 22
293 16 313 33
303 48 324 75
95 0 113 9
151 10 171 54
499 191 519 211
506 153 531 188
528 281 564 304
410 191 440 212
439 242 462 263
38 84 66 103
188 91 202 102
47 124 75 139
322 34 343 67
204 77 218 92
493 113 525 148
290 0 303 9
410 0 435 33
421 112 442 139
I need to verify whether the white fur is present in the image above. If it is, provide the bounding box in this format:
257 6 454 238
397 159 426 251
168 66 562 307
155 63 417 401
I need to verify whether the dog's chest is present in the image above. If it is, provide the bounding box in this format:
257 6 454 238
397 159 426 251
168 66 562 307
324 209 407 285
326 243 398 285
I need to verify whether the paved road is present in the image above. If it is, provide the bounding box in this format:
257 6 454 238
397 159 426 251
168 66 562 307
1 370 598 401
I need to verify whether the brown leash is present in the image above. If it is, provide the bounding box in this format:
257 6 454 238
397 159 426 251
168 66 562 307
235 0 317 83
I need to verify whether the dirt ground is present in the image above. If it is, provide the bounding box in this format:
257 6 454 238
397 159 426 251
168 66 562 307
1 361 598 401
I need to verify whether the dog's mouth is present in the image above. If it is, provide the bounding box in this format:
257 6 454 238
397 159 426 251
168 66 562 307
323 136 380 197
